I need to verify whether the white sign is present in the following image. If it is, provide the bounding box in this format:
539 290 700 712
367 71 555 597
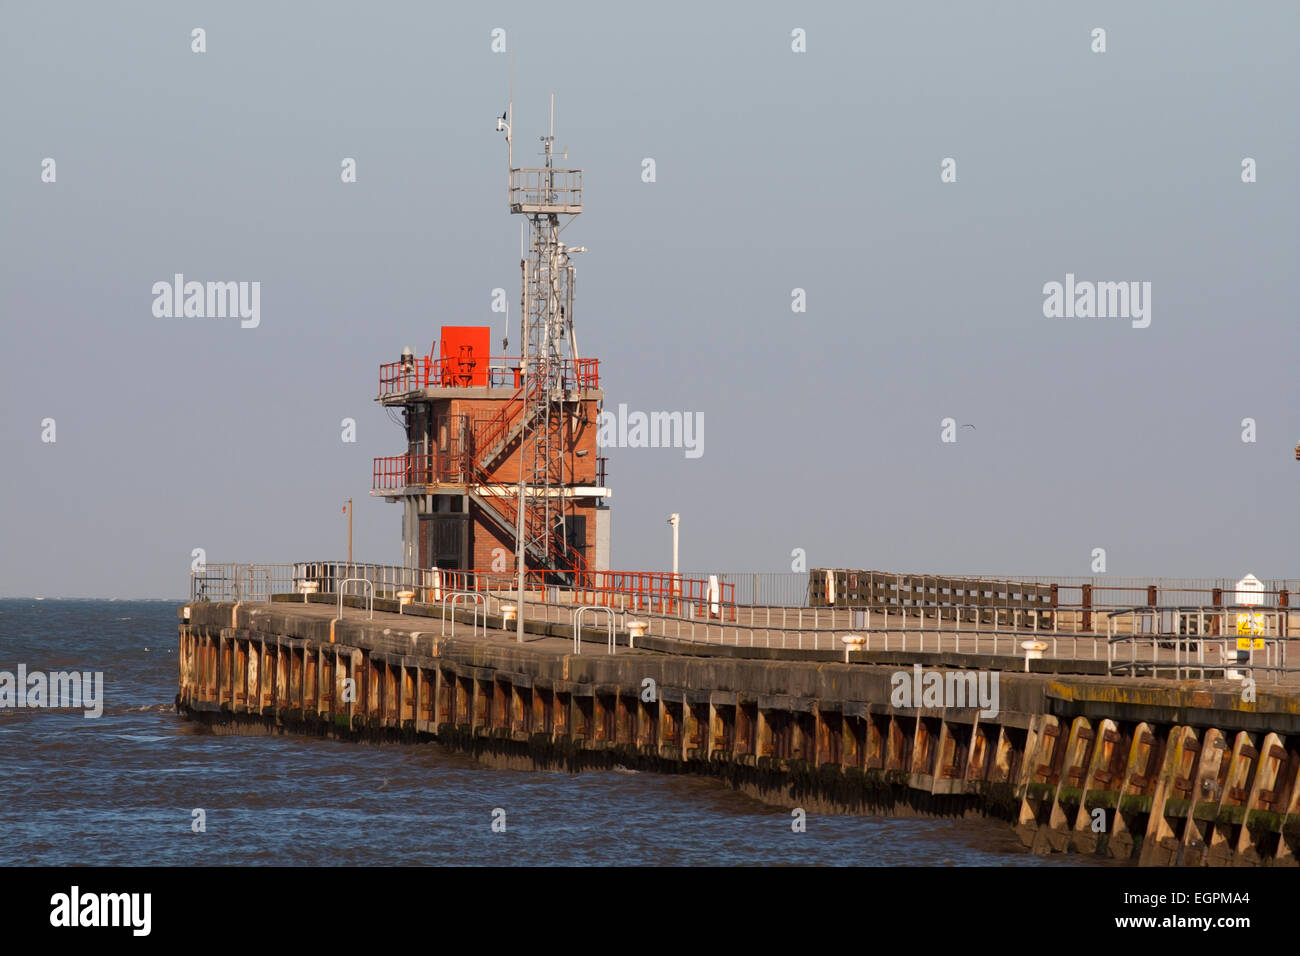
1234 574 1265 607
1229 573 1266 679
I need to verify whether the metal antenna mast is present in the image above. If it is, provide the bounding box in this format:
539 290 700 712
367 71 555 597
499 93 584 578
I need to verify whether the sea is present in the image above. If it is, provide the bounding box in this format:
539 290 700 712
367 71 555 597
0 599 1086 866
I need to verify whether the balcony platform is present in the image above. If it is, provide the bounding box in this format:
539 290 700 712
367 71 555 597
509 167 581 216
371 483 611 502
378 354 601 403
377 384 604 406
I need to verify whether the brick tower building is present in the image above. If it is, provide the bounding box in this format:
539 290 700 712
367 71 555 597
372 101 610 581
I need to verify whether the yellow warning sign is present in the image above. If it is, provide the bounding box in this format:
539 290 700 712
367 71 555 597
1236 637 1265 651
1236 613 1266 637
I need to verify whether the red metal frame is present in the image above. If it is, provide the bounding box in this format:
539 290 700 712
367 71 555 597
577 571 735 619
372 454 410 490
372 452 460 490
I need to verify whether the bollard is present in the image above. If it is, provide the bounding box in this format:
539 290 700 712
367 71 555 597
1021 640 1048 672
840 634 865 663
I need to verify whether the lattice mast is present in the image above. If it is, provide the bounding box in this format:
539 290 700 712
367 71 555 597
498 94 585 573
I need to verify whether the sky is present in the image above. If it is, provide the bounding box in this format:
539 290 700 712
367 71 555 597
1 2 1297 597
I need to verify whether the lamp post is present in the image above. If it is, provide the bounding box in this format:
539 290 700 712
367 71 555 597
667 513 679 576
667 513 679 606
670 515 681 613
343 498 353 566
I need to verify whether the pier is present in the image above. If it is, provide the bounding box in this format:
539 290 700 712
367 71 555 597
174 102 1300 869
177 578 1300 866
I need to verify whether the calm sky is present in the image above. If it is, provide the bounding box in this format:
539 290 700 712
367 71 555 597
2 2 1297 597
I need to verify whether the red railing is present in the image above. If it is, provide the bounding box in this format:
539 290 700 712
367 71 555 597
464 458 525 539
469 374 540 463
372 452 463 490
431 568 737 620
378 356 600 397
378 357 428 396
373 454 411 490
571 358 600 389
577 571 736 620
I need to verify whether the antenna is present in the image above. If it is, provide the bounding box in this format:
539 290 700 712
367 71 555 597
508 49 514 168
496 48 514 169
504 94 585 583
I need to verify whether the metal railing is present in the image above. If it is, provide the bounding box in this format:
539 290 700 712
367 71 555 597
509 167 582 211
190 562 445 603
679 571 1300 614
373 453 423 491
468 375 536 460
336 578 374 621
187 563 1300 680
431 568 736 621
378 355 599 397
190 563 298 602
684 572 811 607
188 562 735 622
372 450 467 491
578 571 735 620
440 591 485 637
513 601 1074 656
809 569 1300 615
573 606 616 655
1107 606 1295 681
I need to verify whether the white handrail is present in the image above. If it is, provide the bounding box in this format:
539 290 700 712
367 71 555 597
336 578 374 621
442 591 485 638
573 606 616 655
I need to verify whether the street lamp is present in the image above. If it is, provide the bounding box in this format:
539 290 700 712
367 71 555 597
343 498 353 566
667 513 679 576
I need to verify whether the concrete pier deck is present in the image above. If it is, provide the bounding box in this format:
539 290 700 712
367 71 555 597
177 597 1300 866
